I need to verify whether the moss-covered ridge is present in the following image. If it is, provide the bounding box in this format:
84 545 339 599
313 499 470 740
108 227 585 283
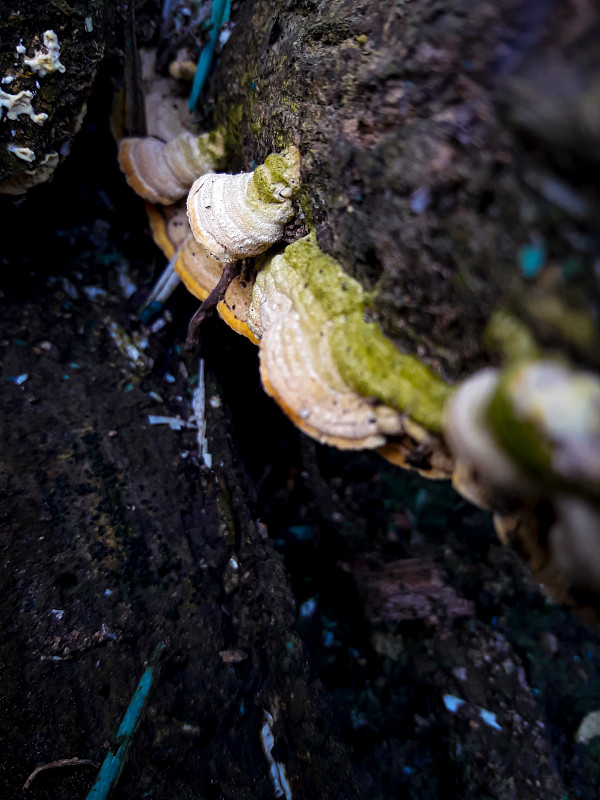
487 359 600 496
260 233 453 433
252 146 300 203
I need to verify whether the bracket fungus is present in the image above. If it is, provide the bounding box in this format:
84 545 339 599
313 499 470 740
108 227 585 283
145 200 191 260
444 358 600 614
247 233 453 456
119 130 225 205
140 48 195 141
488 360 600 494
186 146 300 262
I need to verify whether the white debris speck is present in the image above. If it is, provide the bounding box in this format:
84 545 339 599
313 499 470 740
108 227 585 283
150 317 167 333
85 17 94 32
209 395 221 409
443 694 466 713
105 319 153 370
575 710 600 744
148 415 196 431
410 186 431 214
299 408 310 419
23 30 66 77
50 608 65 621
219 27 233 47
83 286 108 302
260 710 293 800
16 43 26 55
299 598 317 618
452 666 467 682
1 76 15 85
192 359 212 468
164 372 176 383
0 89 48 124
478 708 502 731
100 623 117 641
9 373 29 385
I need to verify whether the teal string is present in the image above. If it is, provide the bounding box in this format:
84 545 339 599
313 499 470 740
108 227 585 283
86 643 166 800
188 0 231 111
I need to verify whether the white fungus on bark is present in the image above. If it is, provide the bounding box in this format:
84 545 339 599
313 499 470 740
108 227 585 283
23 31 66 78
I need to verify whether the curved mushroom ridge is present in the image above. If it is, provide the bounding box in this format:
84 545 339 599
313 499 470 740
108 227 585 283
175 236 259 344
252 264 403 448
186 146 300 262
118 131 224 205
250 234 453 434
443 369 533 496
145 200 190 259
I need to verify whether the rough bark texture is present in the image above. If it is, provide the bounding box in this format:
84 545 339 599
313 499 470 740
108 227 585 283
0 2 108 189
210 0 600 381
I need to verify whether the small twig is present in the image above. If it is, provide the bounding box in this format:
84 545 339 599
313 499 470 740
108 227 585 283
185 260 242 353
23 758 98 790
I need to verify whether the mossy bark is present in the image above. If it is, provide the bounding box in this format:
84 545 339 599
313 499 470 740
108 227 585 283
210 0 600 383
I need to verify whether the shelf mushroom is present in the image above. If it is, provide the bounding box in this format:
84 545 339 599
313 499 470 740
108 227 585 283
186 146 300 262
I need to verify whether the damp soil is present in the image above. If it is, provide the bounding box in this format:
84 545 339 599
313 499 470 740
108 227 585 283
1 76 600 800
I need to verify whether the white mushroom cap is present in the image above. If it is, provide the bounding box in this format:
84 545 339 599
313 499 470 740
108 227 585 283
187 171 293 262
443 368 535 494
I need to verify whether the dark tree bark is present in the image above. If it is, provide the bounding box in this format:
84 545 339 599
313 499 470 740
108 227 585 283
210 0 600 381
0 2 108 191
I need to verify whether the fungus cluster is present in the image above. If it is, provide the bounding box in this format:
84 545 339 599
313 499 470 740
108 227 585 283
0 30 67 193
116 55 600 616
22 30 66 77
247 232 453 465
444 359 600 614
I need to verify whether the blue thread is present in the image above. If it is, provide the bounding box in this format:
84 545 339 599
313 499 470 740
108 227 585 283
189 0 231 111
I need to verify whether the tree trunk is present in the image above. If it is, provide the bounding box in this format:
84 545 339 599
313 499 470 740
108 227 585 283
210 0 600 380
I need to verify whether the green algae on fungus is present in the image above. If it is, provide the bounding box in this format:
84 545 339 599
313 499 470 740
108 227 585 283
484 311 542 366
186 146 299 262
253 148 299 202
487 360 600 494
253 234 453 433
